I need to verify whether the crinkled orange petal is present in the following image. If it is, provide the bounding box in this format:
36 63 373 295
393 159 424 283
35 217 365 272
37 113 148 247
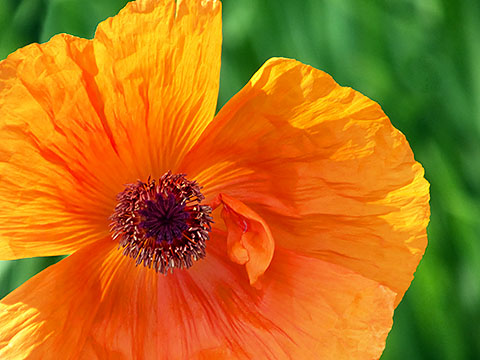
0 233 395 359
0 0 222 259
213 193 274 286
0 35 117 259
92 0 222 173
181 57 430 306
0 240 117 359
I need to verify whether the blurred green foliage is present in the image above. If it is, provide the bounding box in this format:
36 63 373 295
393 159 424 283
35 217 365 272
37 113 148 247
1 0 480 358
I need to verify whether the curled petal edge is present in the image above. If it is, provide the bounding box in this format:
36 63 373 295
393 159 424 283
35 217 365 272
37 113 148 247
212 193 274 287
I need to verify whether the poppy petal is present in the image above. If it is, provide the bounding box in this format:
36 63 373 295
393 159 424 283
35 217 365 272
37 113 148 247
213 193 275 286
0 234 395 359
0 240 117 359
92 0 222 173
0 35 117 259
0 0 222 259
182 57 430 305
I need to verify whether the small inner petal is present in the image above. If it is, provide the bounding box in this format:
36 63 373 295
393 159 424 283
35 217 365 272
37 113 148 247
109 171 213 274
213 193 275 286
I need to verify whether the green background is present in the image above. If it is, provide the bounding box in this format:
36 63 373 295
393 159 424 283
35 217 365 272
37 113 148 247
1 0 479 358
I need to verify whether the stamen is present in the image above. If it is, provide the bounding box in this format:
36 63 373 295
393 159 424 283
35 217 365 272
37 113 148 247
109 171 213 274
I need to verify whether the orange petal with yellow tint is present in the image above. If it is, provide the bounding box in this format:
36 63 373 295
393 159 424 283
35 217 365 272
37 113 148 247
92 0 222 172
0 234 395 359
181 57 430 306
0 35 117 259
0 0 222 259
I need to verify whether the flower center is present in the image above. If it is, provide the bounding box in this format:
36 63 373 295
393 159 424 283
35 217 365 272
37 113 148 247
110 171 213 274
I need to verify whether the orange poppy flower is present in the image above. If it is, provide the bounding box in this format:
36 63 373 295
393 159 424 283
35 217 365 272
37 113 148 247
0 0 430 359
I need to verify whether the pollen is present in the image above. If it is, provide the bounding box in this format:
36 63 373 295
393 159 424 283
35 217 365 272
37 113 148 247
109 171 213 274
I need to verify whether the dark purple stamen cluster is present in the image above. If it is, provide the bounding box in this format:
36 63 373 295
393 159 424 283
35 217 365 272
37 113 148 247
139 193 190 244
109 171 213 274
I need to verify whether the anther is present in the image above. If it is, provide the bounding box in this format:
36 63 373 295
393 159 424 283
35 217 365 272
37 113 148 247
109 171 213 274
